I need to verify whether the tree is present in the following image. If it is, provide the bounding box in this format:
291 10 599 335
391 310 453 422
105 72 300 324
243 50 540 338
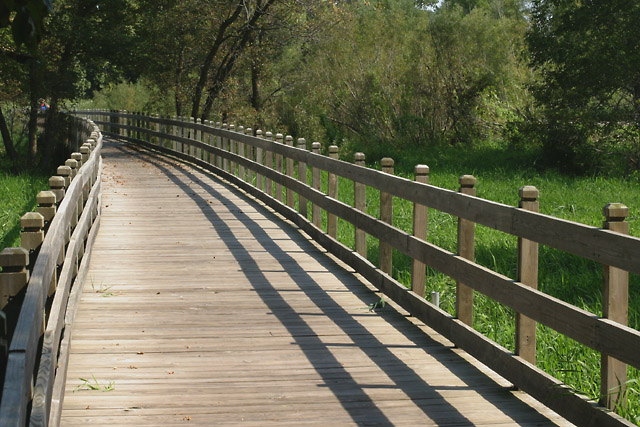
527 0 640 172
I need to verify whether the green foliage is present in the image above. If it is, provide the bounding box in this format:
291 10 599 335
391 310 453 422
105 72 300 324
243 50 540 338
526 0 640 174
0 0 52 51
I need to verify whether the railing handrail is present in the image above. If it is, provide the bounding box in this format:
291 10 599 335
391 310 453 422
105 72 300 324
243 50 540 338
76 109 636 426
0 117 103 427
77 110 640 275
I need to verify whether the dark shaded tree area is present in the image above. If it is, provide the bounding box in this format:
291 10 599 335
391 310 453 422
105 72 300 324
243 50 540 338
526 0 640 173
1 0 639 175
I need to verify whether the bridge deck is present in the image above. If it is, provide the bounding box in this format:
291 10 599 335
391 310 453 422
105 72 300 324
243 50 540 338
60 139 570 425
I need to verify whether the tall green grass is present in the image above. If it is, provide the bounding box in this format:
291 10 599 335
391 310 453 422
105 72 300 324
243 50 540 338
0 171 49 250
299 142 640 423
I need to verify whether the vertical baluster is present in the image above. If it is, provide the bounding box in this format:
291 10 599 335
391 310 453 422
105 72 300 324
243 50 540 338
275 133 284 202
311 142 322 228
354 153 366 258
244 128 252 182
600 203 629 410
286 136 295 208
255 130 263 189
379 158 394 275
515 186 540 364
456 175 477 326
237 126 244 178
265 132 273 196
411 165 430 297
297 139 308 219
229 124 236 174
327 145 339 238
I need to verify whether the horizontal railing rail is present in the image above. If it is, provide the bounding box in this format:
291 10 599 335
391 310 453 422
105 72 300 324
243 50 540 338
0 117 103 427
77 109 637 427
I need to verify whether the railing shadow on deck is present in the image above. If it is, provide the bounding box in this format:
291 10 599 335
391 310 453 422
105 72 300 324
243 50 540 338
113 141 557 425
74 109 640 427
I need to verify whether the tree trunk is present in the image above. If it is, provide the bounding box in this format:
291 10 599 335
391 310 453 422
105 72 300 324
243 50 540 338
0 104 19 169
27 59 39 166
190 4 244 120
250 60 261 110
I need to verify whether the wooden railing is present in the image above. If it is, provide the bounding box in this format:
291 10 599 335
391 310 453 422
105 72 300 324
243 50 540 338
79 110 638 426
0 117 103 426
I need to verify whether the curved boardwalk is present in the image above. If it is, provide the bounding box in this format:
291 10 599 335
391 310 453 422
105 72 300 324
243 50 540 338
60 138 570 426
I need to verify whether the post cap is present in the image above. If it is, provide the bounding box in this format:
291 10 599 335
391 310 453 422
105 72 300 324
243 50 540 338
415 164 430 175
0 247 29 268
237 125 244 132
49 176 65 188
245 128 252 135
297 138 306 147
71 153 83 162
329 145 339 154
459 175 477 187
256 129 263 136
37 191 56 205
65 159 78 169
57 166 71 176
381 157 394 168
603 203 628 221
21 212 44 228
80 146 90 154
285 135 293 142
229 124 235 131
312 142 321 150
265 131 273 139
354 152 365 162
519 185 539 201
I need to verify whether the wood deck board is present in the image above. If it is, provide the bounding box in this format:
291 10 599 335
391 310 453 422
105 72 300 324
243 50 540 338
60 139 571 426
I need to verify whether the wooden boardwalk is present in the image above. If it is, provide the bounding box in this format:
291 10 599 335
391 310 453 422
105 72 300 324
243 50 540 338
60 139 571 426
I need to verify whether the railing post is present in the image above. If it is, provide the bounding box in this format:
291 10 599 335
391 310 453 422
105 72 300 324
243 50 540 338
20 212 44 269
49 176 65 206
456 175 476 326
354 153 366 258
71 152 83 169
275 133 284 202
195 118 202 158
411 165 430 297
255 130 263 189
600 203 629 410
379 157 394 275
221 123 229 171
311 142 322 228
237 126 244 178
37 191 56 228
119 110 126 137
327 146 339 238
228 124 236 174
264 132 273 196
0 248 29 365
297 138 308 219
286 136 295 208
214 122 221 167
516 186 540 364
171 116 178 151
245 128 253 182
